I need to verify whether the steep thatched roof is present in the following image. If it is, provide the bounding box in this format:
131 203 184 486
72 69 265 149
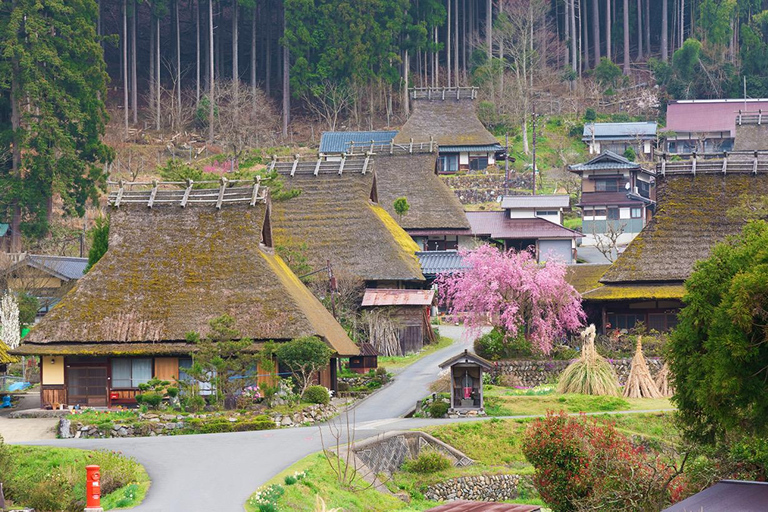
394 98 499 147
270 158 424 283
374 152 470 231
565 264 611 295
17 186 358 357
602 170 768 283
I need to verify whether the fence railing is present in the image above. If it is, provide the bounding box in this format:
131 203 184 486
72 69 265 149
346 138 438 156
107 178 267 208
410 86 479 100
657 151 768 175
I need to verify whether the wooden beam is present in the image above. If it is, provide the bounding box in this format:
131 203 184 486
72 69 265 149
147 180 159 208
180 179 193 207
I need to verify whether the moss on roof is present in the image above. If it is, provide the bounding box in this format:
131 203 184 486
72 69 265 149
601 173 768 283
374 153 470 231
20 196 358 356
271 169 424 282
0 341 18 363
394 99 498 146
565 264 611 294
581 284 686 301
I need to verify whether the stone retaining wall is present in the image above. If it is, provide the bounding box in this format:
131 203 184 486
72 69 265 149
424 474 533 502
442 172 532 204
491 358 664 387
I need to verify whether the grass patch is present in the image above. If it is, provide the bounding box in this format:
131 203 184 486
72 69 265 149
3 445 149 511
379 336 454 372
564 217 582 230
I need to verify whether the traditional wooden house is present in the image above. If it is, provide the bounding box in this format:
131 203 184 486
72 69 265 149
584 154 768 333
13 180 359 407
370 145 472 251
582 122 657 159
394 88 503 173
361 288 435 355
269 156 425 289
569 151 656 247
564 263 612 328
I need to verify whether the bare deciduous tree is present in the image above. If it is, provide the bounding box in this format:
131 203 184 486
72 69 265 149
593 221 626 262
302 80 356 132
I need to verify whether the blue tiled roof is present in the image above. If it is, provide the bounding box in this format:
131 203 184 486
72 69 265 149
569 150 646 172
440 144 504 153
582 121 657 140
319 130 398 154
417 250 469 276
25 255 88 281
0 223 8 237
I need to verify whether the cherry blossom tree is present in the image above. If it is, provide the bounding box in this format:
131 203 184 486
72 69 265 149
436 244 585 354
0 291 20 350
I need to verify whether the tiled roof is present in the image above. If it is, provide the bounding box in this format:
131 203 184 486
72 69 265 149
440 144 504 152
569 151 647 172
663 480 768 512
666 99 768 136
417 250 469 276
582 122 657 140
501 194 570 210
578 191 644 207
466 211 583 239
319 130 398 154
426 499 540 511
24 255 88 281
361 288 434 306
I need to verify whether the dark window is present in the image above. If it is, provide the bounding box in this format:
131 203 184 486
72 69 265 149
439 154 458 173
607 208 620 220
606 313 644 331
637 180 650 198
592 208 607 217
595 179 619 192
469 156 489 170
536 210 558 217
648 313 679 332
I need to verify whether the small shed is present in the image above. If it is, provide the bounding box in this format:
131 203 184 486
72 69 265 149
348 342 378 374
438 350 492 412
362 288 435 355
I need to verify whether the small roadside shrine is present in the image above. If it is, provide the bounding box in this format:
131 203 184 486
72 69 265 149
438 349 492 413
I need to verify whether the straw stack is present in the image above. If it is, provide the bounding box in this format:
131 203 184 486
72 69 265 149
557 324 621 396
623 336 663 398
654 362 673 397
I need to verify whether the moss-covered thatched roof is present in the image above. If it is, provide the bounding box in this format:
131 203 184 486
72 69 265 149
16 192 358 357
565 264 611 295
271 159 424 282
0 341 17 363
374 152 470 231
581 284 686 301
394 98 498 147
601 172 768 283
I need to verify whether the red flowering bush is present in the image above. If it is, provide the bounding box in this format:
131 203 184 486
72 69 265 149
522 411 686 511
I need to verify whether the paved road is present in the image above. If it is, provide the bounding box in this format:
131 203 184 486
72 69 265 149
15 326 474 512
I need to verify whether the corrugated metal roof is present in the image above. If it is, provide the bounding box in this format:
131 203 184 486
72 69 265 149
0 223 8 237
501 194 570 209
569 150 643 172
319 130 398 154
361 288 434 306
426 501 541 512
23 255 88 281
466 211 583 239
440 144 504 152
666 99 768 136
582 121 657 140
663 480 768 512
417 250 469 276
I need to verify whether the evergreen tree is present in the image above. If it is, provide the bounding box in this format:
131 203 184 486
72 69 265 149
85 216 110 273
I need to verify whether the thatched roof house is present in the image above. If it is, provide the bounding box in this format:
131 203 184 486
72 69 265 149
269 156 425 285
372 149 471 250
394 88 502 173
586 155 768 332
15 180 357 407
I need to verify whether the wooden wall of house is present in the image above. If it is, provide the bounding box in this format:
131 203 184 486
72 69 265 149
41 385 66 408
395 306 427 355
155 357 179 382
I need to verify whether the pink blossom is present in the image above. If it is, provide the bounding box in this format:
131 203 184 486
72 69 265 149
436 244 585 354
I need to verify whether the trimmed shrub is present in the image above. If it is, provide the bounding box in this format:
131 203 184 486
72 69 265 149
474 327 533 360
303 385 330 405
429 401 449 418
402 449 452 473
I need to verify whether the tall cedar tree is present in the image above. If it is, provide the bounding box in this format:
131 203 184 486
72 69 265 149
85 215 109 272
0 0 113 251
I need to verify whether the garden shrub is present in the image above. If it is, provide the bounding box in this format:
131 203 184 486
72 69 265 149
182 394 206 413
429 401 449 418
375 366 390 384
402 449 452 473
474 327 533 360
135 378 178 409
232 418 274 432
303 385 330 405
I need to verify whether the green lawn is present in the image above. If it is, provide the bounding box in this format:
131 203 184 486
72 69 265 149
3 445 150 511
379 336 454 372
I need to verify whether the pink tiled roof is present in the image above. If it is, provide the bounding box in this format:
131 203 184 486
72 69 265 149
466 211 583 239
361 288 435 306
665 99 768 136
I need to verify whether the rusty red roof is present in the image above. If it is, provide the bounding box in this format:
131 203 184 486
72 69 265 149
466 211 583 239
361 288 435 306
426 501 541 512
666 99 768 136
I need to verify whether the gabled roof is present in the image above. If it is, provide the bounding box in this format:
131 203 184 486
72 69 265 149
438 349 493 370
417 250 470 277
568 151 646 172
582 122 657 140
361 288 434 307
663 480 768 512
18 187 358 357
374 152 470 231
601 171 768 284
501 194 570 210
665 99 768 136
466 211 583 240
9 255 88 282
319 130 398 154
394 98 499 147
270 158 424 283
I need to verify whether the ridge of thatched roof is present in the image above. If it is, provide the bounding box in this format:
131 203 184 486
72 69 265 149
270 161 425 282
601 171 768 283
374 152 470 231
18 194 358 357
394 98 499 147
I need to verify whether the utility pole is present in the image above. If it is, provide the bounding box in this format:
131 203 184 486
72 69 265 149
327 260 337 320
504 133 509 195
531 104 538 196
